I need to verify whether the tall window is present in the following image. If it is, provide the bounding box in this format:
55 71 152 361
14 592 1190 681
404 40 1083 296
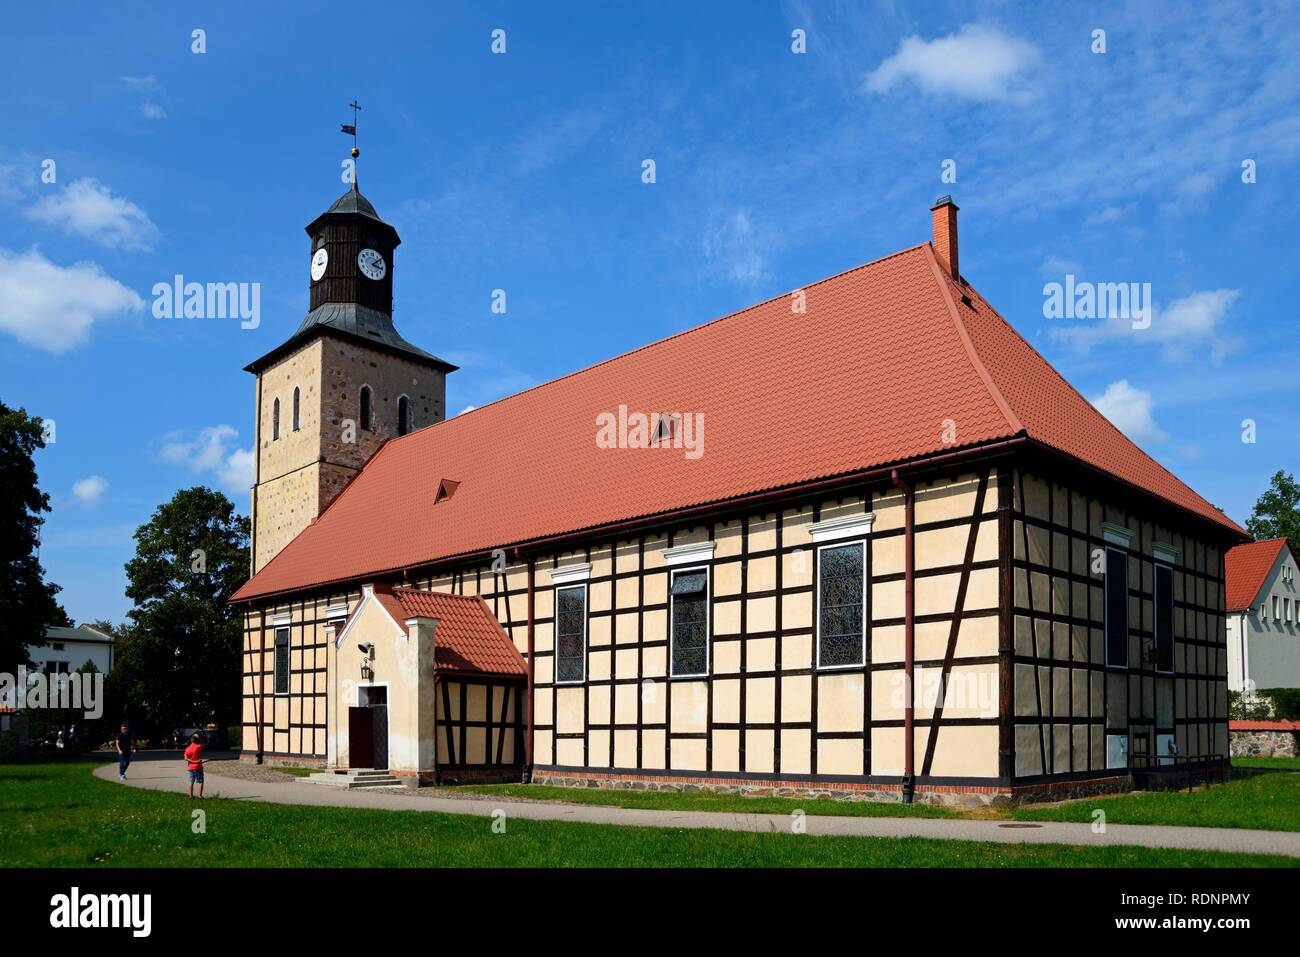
1104 547 1128 667
670 568 709 677
273 627 289 694
272 397 280 440
817 542 866 668
397 396 410 436
359 386 373 431
292 387 301 431
1154 562 1174 673
554 585 587 683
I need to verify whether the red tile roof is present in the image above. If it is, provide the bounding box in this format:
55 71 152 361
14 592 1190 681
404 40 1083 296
234 241 1243 603
1225 538 1291 611
372 586 526 677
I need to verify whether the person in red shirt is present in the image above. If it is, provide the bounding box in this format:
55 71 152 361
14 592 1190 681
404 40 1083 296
184 733 205 799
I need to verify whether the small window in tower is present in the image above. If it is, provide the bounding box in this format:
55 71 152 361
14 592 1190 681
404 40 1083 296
292 387 301 432
272 397 280 441
397 396 410 436
359 386 372 431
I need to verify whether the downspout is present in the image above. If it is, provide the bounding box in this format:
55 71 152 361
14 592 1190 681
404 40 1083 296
891 469 915 804
256 607 266 764
515 548 535 783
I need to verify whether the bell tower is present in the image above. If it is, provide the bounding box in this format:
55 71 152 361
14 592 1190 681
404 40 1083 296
244 180 457 573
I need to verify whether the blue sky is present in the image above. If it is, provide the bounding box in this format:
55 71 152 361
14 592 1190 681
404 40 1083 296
3 1 1298 625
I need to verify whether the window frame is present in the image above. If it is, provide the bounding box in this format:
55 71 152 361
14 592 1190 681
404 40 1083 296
292 386 301 432
553 582 588 685
669 565 711 679
1153 560 1175 674
359 385 373 432
273 626 290 695
1104 546 1129 668
814 539 867 671
272 397 281 441
396 394 410 437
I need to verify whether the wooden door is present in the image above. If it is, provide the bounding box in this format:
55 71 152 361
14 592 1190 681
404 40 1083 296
348 707 374 769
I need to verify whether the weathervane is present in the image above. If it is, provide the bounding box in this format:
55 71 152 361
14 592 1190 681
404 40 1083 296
341 99 361 187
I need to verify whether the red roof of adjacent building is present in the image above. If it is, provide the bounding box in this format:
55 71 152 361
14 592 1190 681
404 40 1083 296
234 240 1244 603
371 586 526 677
1225 538 1292 611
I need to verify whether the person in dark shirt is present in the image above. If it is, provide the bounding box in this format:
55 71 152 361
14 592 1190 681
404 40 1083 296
115 723 134 781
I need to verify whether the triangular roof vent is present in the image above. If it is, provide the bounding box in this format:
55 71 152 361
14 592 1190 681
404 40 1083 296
435 478 461 505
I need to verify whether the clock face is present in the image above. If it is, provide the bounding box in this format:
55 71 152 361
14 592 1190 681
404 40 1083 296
310 247 329 282
357 248 387 281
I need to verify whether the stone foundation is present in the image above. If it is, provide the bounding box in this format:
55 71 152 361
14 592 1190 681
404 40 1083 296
239 752 327 770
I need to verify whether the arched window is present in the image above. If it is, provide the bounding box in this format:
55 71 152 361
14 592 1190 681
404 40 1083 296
397 396 410 436
359 386 372 431
272 397 280 440
292 387 301 432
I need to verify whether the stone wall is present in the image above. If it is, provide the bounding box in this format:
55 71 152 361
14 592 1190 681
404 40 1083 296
1230 728 1298 758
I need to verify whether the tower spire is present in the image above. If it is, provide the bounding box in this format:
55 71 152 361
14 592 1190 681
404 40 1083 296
340 99 361 191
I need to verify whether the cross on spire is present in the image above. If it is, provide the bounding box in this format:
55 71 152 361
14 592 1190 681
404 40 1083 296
340 99 362 190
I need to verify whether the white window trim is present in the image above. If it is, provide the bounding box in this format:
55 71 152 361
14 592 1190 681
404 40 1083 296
325 604 349 622
807 512 875 544
271 611 292 626
1102 522 1134 548
1104 545 1129 668
662 540 715 567
548 562 592 585
669 565 711 678
273 626 291 697
815 539 867 671
553 583 588 685
1152 541 1178 565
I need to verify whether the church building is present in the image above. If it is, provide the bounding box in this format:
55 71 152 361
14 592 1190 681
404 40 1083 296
232 184 1245 804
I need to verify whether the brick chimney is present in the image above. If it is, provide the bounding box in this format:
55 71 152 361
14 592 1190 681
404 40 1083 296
931 195 959 280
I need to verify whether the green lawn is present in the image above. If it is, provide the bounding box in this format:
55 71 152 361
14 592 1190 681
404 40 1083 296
0 760 1294 867
458 768 1300 833
1233 756 1300 771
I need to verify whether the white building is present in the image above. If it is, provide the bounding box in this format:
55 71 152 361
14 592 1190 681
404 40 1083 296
1226 538 1299 692
28 624 116 677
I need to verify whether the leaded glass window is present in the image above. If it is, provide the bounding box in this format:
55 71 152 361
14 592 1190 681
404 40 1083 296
1154 562 1174 673
818 542 865 667
670 569 708 676
1105 547 1129 667
555 585 586 683
274 628 289 694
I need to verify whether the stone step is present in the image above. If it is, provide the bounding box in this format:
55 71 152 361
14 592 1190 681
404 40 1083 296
302 770 402 789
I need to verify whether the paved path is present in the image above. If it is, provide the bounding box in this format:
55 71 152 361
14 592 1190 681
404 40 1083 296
96 757 1300 858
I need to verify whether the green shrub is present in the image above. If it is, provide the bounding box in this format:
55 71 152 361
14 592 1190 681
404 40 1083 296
0 731 16 761
228 724 242 750
1229 690 1273 720
1260 689 1300 721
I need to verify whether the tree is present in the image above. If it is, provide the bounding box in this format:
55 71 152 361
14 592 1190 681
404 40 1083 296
0 401 70 674
119 487 249 738
1246 470 1300 545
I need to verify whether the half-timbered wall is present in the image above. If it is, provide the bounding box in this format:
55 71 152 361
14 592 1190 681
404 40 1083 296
1009 467 1229 782
242 468 1002 787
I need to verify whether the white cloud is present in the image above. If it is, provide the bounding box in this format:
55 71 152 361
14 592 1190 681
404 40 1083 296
1084 203 1135 227
0 248 142 352
865 24 1042 103
158 425 253 493
1160 172 1216 215
1091 380 1166 445
24 178 159 250
122 75 167 120
70 475 109 508
701 207 775 286
1049 287 1241 361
